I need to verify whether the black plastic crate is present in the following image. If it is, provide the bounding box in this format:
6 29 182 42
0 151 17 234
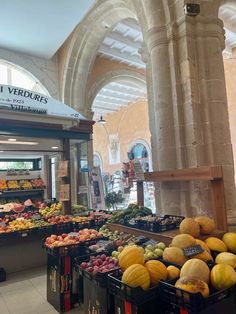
159 279 236 313
108 273 160 305
71 220 91 232
55 222 72 233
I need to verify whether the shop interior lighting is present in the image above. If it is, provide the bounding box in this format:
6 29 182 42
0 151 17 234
8 138 17 142
0 140 38 145
51 146 59 149
0 151 3 153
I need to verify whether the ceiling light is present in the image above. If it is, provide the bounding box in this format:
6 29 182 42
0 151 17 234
97 115 106 124
51 146 59 149
8 138 17 142
0 140 38 145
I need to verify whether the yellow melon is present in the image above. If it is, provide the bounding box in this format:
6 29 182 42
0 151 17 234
195 216 215 235
211 264 236 290
180 259 210 283
195 239 211 254
145 260 167 285
190 250 213 263
215 252 236 269
167 265 180 280
222 233 236 253
122 264 150 291
118 246 144 271
205 237 227 253
163 247 187 266
179 218 200 237
175 276 209 298
170 234 196 249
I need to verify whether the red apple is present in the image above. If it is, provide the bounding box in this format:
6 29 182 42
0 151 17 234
80 262 87 269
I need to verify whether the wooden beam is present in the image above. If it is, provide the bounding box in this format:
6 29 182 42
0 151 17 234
107 223 225 245
144 166 223 182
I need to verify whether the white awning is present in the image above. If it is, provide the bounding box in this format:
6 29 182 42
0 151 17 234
0 84 86 121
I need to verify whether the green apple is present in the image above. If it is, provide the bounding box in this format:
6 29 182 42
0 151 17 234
112 250 118 257
154 248 163 257
147 251 155 259
157 242 166 250
146 244 154 251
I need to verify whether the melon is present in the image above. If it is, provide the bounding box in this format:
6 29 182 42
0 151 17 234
211 264 236 290
215 252 236 269
167 265 180 280
145 260 167 285
195 216 215 235
175 276 209 298
191 250 213 263
122 264 150 291
170 234 196 249
180 259 210 283
195 239 211 254
205 237 227 253
163 247 187 266
179 218 200 237
222 233 236 253
118 246 144 271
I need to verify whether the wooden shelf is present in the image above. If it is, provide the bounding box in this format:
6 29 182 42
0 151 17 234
0 189 45 198
137 166 227 232
107 223 225 245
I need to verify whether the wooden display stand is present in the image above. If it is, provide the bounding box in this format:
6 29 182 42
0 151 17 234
137 166 227 232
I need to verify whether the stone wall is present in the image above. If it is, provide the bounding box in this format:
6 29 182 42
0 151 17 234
0 47 59 99
93 100 151 174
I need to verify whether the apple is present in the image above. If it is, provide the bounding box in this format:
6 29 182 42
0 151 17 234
154 248 163 257
62 233 68 239
157 242 166 250
87 267 93 273
101 254 106 261
80 262 87 269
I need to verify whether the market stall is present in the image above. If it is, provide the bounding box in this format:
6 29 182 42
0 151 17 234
0 84 95 272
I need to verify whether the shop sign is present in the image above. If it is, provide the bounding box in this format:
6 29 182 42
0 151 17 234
0 84 85 120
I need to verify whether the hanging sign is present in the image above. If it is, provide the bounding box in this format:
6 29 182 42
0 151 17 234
0 84 86 120
57 160 69 178
59 184 70 201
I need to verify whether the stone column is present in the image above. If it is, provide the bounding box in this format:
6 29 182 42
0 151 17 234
144 0 236 222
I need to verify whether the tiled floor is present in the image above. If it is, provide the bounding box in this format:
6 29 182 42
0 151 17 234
0 267 83 314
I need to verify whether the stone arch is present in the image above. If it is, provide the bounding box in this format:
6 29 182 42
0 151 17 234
88 69 146 114
62 0 168 118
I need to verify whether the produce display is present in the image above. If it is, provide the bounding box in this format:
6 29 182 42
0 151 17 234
45 229 103 248
39 202 63 217
79 254 119 275
0 178 45 191
108 204 152 224
9 218 35 231
71 204 87 214
46 215 72 225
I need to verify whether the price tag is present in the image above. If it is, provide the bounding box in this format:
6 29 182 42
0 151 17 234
183 244 204 257
21 233 28 237
68 232 78 237
143 239 158 247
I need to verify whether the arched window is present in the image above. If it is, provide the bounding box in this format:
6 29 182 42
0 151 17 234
0 60 49 95
130 143 148 159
